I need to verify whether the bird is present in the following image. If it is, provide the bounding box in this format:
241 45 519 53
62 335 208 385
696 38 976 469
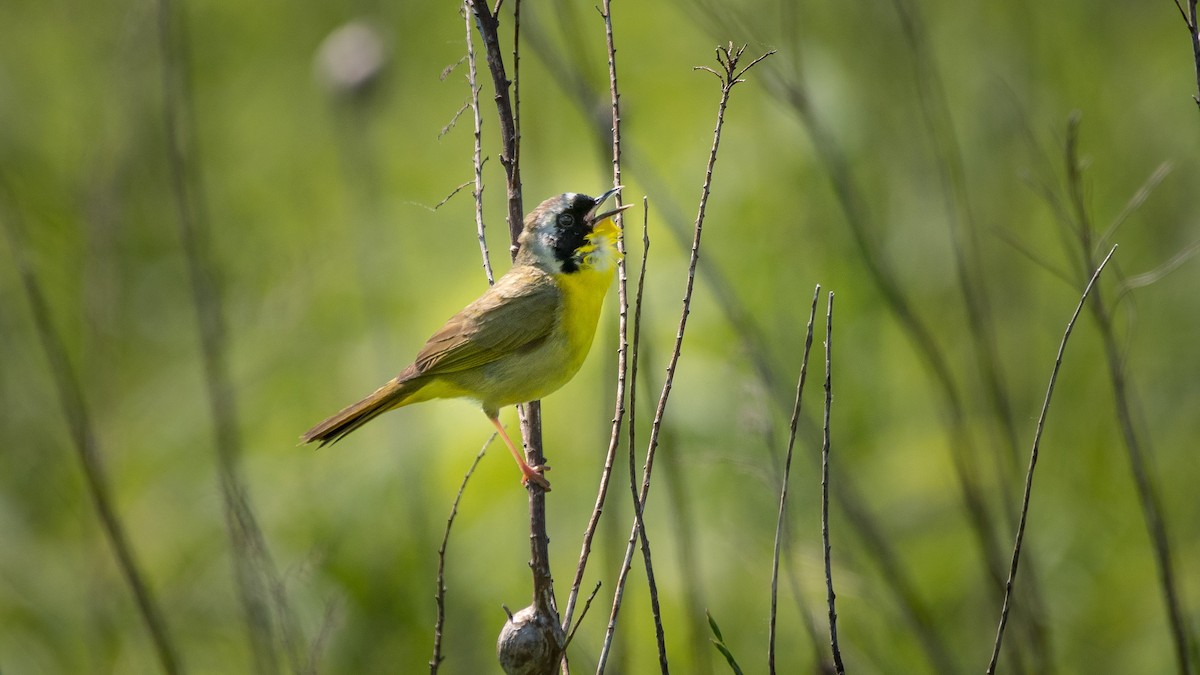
301 187 630 490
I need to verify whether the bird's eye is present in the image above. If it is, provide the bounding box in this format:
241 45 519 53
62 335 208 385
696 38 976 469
557 213 575 228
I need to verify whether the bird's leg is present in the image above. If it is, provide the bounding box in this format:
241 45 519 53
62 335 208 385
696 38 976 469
488 416 552 491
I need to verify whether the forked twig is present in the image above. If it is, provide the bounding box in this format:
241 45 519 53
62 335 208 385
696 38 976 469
564 581 604 652
430 435 493 674
466 0 523 245
463 1 495 283
986 245 1117 674
768 284 821 674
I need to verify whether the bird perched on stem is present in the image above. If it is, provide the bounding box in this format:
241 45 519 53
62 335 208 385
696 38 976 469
302 188 629 490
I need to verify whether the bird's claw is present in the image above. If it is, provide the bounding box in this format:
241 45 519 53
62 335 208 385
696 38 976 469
521 463 552 491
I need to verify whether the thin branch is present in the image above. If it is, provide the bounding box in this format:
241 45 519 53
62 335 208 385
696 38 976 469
986 245 1118 674
467 4 564 670
433 180 474 211
512 0 522 185
628 399 669 675
438 100 471 140
1 196 185 675
769 284 820 674
597 44 773 675
821 292 845 675
466 0 523 246
464 2 494 283
431 435 493 674
1177 0 1200 107
1173 0 1192 26
564 581 604 651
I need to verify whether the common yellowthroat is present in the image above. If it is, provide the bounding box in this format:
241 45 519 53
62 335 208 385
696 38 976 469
301 188 630 490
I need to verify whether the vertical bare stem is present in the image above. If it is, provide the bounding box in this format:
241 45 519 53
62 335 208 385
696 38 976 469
769 285 821 674
467 0 523 245
986 246 1118 673
464 2 495 284
821 292 845 675
512 0 522 176
1192 0 1200 107
1 200 185 675
596 44 773 675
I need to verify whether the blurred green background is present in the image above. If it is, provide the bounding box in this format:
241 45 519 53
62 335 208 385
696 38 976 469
2 0 1199 673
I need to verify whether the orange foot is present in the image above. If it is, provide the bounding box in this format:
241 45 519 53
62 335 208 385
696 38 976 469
521 463 552 491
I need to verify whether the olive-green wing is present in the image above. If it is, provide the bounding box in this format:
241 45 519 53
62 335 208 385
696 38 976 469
410 268 561 376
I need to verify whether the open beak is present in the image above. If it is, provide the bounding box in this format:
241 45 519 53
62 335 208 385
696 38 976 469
587 186 634 225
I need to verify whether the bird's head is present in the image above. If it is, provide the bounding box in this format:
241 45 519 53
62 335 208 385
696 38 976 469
517 187 631 274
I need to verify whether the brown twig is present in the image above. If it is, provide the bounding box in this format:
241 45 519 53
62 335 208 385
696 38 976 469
820 292 845 675
438 100 471 140
466 3 565 670
628 393 668 675
512 0 522 183
565 581 604 651
597 43 773 674
466 0 523 247
769 284 821 674
1171 0 1200 106
433 180 474 211
463 1 495 284
986 245 1118 674
431 435 493 674
1 196 185 675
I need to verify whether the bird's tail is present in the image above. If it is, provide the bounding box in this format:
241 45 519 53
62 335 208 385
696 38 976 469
301 377 417 447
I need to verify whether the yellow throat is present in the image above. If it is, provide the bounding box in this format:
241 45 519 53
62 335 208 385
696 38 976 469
555 216 622 365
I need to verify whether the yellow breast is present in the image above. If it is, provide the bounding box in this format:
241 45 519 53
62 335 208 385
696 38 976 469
554 265 615 375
